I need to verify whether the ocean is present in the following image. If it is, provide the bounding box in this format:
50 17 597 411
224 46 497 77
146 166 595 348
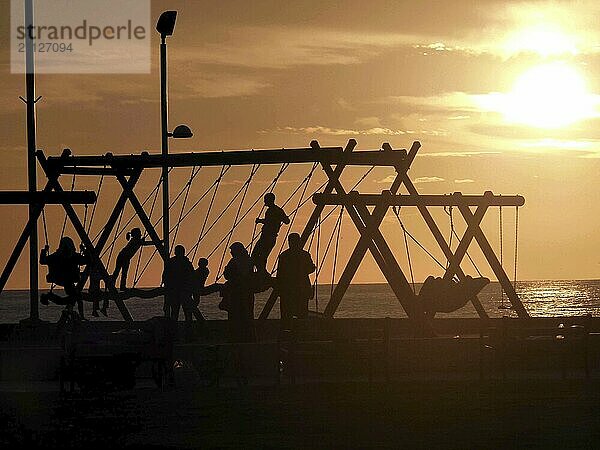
1 280 600 323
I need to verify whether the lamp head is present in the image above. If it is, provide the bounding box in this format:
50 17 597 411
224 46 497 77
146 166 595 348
170 124 193 139
156 11 177 37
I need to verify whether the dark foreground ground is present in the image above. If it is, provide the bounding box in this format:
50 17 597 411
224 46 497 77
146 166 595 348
1 377 600 449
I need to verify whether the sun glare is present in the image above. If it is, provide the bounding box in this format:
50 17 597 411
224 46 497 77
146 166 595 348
504 25 579 57
477 62 597 129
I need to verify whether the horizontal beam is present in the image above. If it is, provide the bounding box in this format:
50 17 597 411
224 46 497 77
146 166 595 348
59 167 137 176
0 190 96 205
44 141 413 171
313 191 525 207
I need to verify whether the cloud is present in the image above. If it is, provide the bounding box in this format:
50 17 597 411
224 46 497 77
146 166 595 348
354 117 383 128
177 75 271 99
377 175 396 184
414 176 445 184
520 139 597 150
379 174 448 184
385 92 480 113
454 179 475 184
260 126 409 136
178 26 419 69
409 2 600 59
420 151 500 157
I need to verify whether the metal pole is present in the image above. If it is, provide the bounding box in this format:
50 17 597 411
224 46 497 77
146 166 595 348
160 36 169 258
160 35 170 317
25 0 39 322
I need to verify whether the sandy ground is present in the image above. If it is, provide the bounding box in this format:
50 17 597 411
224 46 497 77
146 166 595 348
1 375 600 449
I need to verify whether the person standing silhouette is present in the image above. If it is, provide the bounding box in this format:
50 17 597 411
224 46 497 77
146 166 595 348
162 245 195 322
190 257 210 321
276 233 315 323
112 227 152 291
251 193 289 275
222 242 256 342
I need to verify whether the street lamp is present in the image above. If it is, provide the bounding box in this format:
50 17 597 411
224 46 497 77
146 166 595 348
169 124 193 139
156 10 177 36
156 10 192 261
156 11 192 318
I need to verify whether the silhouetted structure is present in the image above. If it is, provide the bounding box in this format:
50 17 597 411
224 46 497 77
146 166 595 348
162 245 195 322
252 193 289 274
418 275 490 319
112 227 152 291
39 236 88 318
9 140 528 323
277 233 316 323
221 242 256 342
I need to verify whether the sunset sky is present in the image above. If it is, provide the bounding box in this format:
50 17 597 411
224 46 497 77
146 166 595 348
1 0 600 289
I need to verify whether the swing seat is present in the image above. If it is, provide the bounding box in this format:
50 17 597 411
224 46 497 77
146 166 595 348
419 275 489 316
41 291 75 307
81 287 166 303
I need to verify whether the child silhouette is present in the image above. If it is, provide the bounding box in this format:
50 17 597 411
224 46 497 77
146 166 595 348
112 227 152 291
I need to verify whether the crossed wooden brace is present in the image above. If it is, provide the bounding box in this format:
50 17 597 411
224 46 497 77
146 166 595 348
2 151 206 322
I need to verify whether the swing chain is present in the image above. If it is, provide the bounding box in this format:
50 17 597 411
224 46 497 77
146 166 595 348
513 205 519 291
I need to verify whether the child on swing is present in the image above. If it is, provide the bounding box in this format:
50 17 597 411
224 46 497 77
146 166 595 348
111 227 152 291
40 236 88 319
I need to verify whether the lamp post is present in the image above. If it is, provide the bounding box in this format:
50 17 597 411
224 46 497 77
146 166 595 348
156 11 193 259
157 11 177 260
24 0 40 323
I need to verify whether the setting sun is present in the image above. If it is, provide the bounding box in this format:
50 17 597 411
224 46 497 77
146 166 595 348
477 62 597 129
506 63 595 128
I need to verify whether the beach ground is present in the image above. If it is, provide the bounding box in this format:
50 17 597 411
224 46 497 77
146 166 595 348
1 376 599 449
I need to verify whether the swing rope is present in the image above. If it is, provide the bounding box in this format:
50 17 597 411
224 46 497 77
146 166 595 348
133 175 161 287
311 165 375 226
95 170 166 248
391 207 446 270
315 213 321 312
195 166 261 257
213 164 260 281
499 205 506 307
513 206 519 291
394 207 416 294
246 163 320 253
443 206 483 277
171 166 200 250
134 166 232 285
59 172 76 240
269 163 318 274
41 207 49 249
330 206 344 298
86 167 105 236
106 207 125 270
82 203 89 234
210 162 290 256
444 206 454 269
250 163 289 254
315 206 344 280
189 165 229 262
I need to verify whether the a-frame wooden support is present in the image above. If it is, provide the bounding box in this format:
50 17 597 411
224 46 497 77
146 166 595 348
401 175 490 319
31 152 206 323
0 186 95 294
259 140 421 319
313 191 528 318
456 202 528 317
322 141 421 318
258 140 357 319
35 151 134 321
